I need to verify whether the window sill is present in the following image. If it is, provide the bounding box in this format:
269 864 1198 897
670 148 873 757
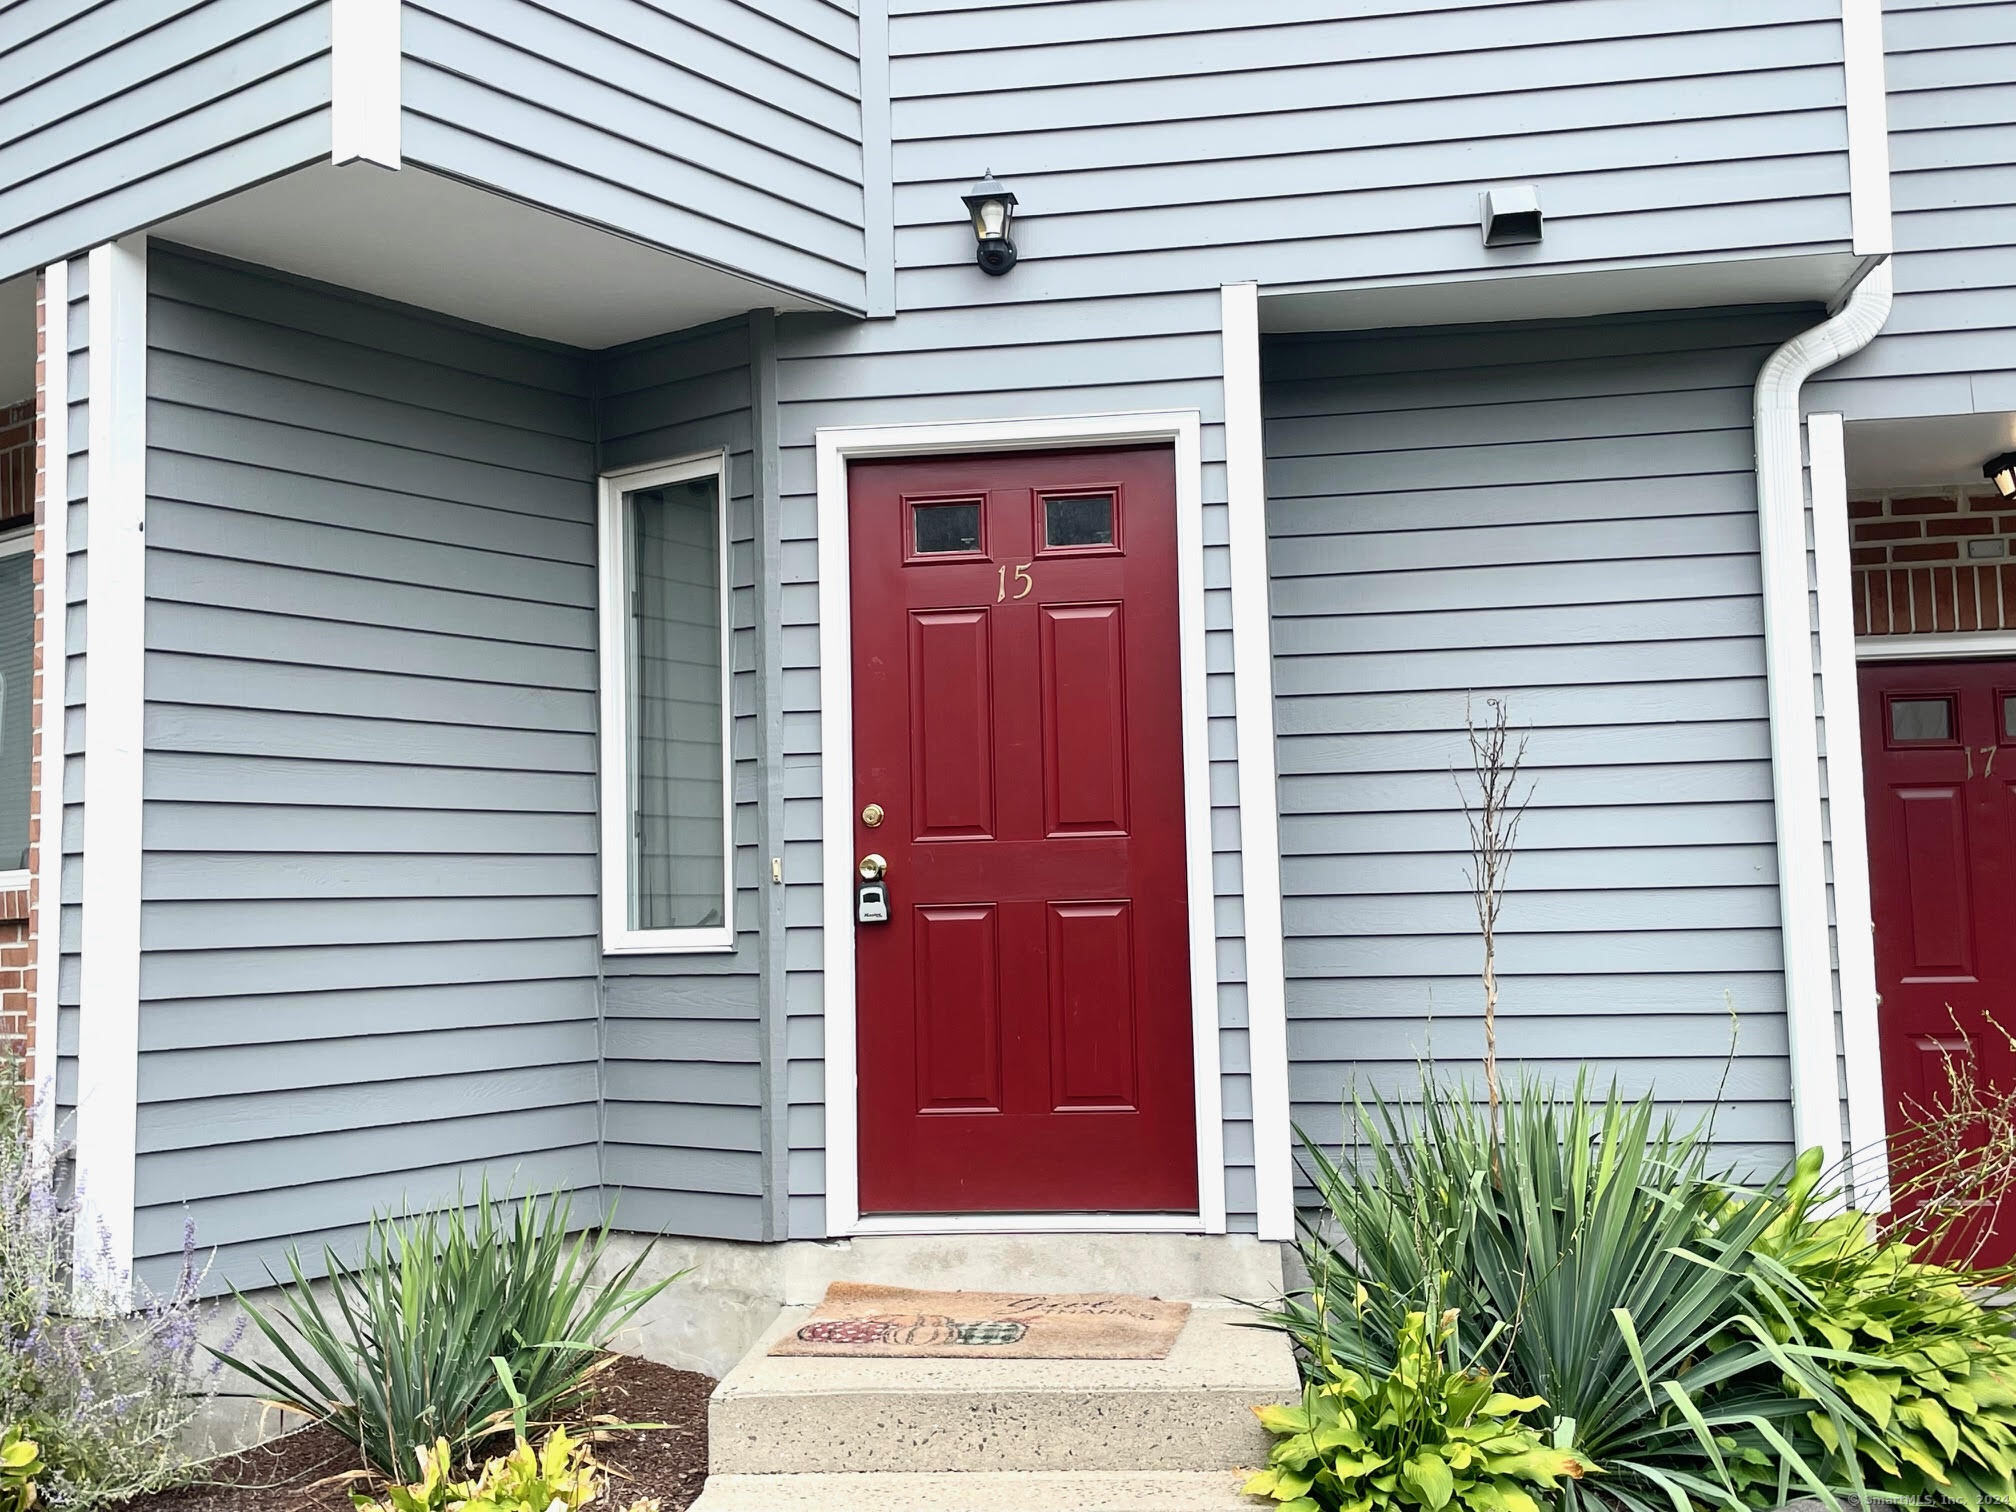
602 928 737 956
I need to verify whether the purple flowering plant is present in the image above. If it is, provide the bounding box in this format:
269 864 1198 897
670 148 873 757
2 1062 235 1508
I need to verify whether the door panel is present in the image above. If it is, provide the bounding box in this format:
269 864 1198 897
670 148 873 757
850 447 1197 1215
1047 901 1139 1110
913 904 1002 1112
1863 659 2016 1263
1895 787 1974 978
1040 603 1129 836
909 610 995 839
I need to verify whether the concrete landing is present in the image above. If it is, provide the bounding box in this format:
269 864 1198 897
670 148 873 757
689 1469 1256 1510
708 1302 1290 1475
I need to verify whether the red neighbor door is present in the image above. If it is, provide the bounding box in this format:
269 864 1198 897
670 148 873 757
849 447 1198 1215
1861 659 2016 1263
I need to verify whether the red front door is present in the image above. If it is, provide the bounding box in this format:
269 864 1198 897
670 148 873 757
849 447 1198 1215
1862 659 2016 1262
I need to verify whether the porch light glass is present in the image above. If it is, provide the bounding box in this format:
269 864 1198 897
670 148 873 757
1985 451 2016 502
961 170 1019 276
625 474 727 933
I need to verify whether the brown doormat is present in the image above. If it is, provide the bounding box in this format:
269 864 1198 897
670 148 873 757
771 1282 1192 1359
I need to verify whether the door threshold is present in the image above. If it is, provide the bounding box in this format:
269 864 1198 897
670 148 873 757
845 1212 1209 1236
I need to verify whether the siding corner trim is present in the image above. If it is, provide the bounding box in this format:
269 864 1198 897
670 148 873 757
1808 410 1889 1210
1220 285 1294 1243
74 237 149 1303
1841 0 1892 258
333 0 402 169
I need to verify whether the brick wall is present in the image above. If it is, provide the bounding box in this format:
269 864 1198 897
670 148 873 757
1850 487 2016 636
1 310 38 1092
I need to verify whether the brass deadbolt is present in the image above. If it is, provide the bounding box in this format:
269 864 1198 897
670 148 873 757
862 802 885 828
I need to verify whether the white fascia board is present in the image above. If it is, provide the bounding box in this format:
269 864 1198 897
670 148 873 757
1808 411 1891 1211
1220 284 1294 1242
29 259 67 1160
75 238 148 1304
332 0 401 168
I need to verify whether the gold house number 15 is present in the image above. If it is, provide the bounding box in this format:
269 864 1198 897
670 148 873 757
996 562 1033 602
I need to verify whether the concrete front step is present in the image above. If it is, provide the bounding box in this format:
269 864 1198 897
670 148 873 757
707 1303 1295 1476
689 1469 1257 1511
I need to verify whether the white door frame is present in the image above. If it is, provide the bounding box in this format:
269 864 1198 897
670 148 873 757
814 410 1227 1236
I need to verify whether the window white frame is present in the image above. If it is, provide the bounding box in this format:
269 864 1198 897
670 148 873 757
0 528 34 893
598 451 736 954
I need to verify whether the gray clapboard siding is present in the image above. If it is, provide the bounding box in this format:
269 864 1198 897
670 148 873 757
399 0 867 315
593 318 772 1243
772 278 1260 1235
134 245 603 1293
1264 307 1814 1181
887 0 1850 306
0 2 331 283
1809 0 2016 419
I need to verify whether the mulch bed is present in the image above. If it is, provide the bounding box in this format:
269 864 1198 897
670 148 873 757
120 1357 714 1512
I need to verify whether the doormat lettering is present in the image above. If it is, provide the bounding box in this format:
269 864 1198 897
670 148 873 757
770 1281 1191 1359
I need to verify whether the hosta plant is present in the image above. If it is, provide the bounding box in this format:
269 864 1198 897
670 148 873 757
2 1426 45 1512
1727 1148 2016 1505
1245 1306 1592 1512
352 1430 658 1512
1264 1075 1870 1510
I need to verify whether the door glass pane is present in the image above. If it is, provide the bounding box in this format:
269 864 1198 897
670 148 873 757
1892 696 1953 743
2004 696 2016 742
627 475 725 931
0 546 29 871
913 501 981 554
1044 493 1115 548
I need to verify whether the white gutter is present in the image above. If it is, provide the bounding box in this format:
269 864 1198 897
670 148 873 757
1753 257 1892 1167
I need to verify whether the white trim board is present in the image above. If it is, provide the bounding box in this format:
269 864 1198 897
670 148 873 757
596 451 737 956
1809 412 1890 1210
1857 630 2016 661
75 238 148 1301
1842 0 1893 258
814 410 1228 1238
28 257 67 1161
331 0 401 168
1219 285 1294 1243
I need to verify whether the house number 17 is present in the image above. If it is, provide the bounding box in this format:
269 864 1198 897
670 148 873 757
997 562 1033 601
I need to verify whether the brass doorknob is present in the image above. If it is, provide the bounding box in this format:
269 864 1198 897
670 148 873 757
858 853 888 881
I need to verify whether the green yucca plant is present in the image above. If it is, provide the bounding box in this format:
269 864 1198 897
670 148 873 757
214 1184 679 1478
1263 1074 1875 1511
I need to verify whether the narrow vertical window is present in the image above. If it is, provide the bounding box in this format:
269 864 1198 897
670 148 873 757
0 534 30 874
600 455 733 951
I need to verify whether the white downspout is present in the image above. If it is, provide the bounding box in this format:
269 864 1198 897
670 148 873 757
1753 257 1892 1165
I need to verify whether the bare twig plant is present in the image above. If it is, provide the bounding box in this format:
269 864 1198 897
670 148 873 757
1457 696 1531 1148
1865 1006 2016 1273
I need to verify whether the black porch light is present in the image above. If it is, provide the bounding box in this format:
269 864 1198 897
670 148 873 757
961 170 1018 276
1986 451 2016 502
